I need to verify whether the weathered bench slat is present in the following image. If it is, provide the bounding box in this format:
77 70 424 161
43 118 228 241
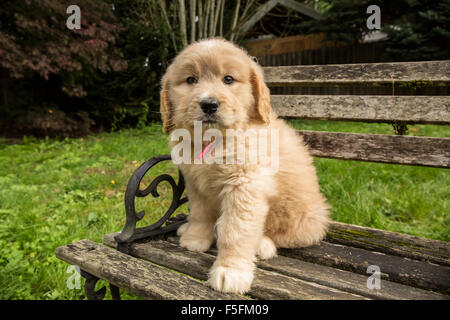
272 95 450 124
298 130 450 168
55 239 244 300
103 234 367 300
264 61 450 86
163 237 448 300
256 252 448 300
278 241 450 295
103 233 448 300
327 221 450 267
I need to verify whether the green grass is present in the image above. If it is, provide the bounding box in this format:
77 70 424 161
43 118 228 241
0 121 448 299
286 119 450 137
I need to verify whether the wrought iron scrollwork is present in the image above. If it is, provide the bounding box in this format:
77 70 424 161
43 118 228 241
80 270 121 300
114 155 188 254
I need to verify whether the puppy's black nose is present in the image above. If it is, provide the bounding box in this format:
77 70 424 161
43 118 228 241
200 98 219 115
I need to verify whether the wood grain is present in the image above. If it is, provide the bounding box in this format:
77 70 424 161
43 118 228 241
257 253 449 300
278 241 450 294
103 234 449 300
264 61 450 86
103 234 366 300
55 239 244 300
271 95 450 124
298 130 450 168
327 221 450 267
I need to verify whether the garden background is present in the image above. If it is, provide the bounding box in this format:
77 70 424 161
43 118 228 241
0 0 449 299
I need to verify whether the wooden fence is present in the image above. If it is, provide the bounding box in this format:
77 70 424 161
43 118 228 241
251 38 448 96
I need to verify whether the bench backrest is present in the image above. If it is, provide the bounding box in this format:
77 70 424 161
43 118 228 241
263 61 450 168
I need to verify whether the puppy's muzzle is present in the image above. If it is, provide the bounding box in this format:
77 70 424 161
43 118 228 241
200 98 219 115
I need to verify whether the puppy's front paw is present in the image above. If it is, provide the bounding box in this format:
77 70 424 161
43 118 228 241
180 235 213 252
256 236 277 260
207 265 253 294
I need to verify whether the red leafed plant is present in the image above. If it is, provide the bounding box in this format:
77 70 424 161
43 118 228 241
0 0 127 97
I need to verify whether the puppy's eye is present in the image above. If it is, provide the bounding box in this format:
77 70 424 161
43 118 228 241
186 77 198 85
223 76 234 85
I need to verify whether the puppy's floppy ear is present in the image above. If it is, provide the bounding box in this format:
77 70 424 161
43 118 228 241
250 65 271 124
160 77 173 134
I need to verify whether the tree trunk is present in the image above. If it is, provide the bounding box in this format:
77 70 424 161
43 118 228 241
158 0 178 52
189 0 196 43
197 0 203 39
230 0 241 41
179 0 188 47
212 0 222 37
219 0 224 37
208 0 215 37
203 0 211 39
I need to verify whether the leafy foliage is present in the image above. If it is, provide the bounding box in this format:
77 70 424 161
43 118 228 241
0 0 176 136
85 0 177 130
0 0 127 97
1 0 449 136
383 0 450 61
286 0 450 61
285 0 381 43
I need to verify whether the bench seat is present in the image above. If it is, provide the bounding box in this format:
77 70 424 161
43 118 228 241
56 220 450 300
55 60 450 300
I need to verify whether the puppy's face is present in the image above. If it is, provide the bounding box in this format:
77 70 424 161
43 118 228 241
160 39 271 133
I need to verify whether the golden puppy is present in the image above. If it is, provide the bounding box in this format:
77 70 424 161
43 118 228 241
160 38 330 294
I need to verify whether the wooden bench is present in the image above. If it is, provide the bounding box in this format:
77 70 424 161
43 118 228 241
56 60 450 300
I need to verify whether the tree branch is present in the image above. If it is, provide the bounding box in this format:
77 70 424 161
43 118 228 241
158 0 178 52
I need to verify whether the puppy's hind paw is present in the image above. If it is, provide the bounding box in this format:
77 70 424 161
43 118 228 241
180 236 213 252
256 236 277 260
207 265 253 294
176 222 189 236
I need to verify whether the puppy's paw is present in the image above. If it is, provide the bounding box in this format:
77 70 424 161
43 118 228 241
256 236 277 260
207 265 253 294
180 236 213 252
176 222 189 237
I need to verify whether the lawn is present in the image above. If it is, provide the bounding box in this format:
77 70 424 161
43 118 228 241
0 121 448 299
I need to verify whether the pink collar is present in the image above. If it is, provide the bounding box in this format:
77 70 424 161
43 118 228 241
197 141 215 159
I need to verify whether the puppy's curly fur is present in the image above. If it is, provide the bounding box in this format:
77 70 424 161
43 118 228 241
160 38 330 294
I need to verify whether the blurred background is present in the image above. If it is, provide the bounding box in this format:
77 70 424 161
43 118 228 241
0 0 449 299
1 0 449 138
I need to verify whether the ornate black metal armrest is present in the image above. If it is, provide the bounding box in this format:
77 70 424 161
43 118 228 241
114 155 188 253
